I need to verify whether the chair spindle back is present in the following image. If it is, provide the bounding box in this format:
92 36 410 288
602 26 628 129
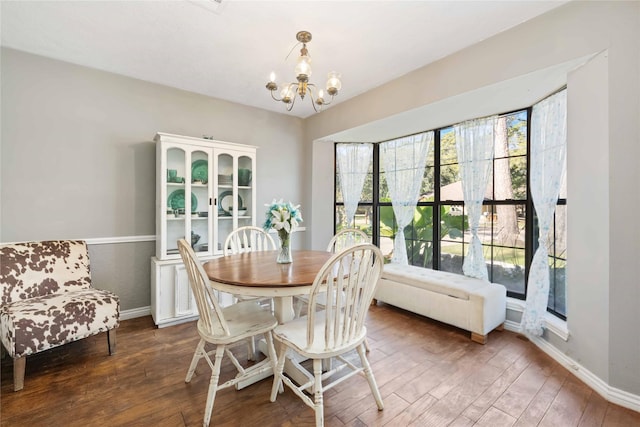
326 228 369 253
306 243 383 350
224 226 276 256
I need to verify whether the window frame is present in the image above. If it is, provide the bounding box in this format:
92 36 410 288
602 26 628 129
334 105 567 320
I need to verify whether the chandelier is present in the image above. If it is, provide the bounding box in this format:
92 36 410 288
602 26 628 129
265 31 341 112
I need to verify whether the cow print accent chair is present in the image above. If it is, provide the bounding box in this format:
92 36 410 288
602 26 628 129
0 240 120 391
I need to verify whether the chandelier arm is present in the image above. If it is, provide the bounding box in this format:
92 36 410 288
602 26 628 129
308 85 320 113
286 92 297 112
320 94 336 107
269 91 282 102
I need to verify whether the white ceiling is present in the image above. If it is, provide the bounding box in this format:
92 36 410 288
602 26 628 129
1 0 568 118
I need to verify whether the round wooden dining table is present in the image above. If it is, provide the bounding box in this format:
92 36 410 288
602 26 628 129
203 249 334 389
203 250 334 323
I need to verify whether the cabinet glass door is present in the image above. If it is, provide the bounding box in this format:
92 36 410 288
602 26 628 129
189 149 212 256
165 146 187 257
215 152 234 254
237 154 254 229
214 149 256 255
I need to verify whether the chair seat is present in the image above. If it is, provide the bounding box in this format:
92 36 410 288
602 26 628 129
197 300 278 345
273 312 367 359
0 288 120 358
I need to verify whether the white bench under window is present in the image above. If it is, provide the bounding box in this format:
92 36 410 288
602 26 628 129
374 264 506 344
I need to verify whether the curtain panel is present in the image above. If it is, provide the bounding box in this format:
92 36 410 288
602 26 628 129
454 116 497 281
336 143 373 227
380 132 433 265
521 90 567 336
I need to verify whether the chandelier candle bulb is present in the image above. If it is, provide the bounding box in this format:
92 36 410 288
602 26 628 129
326 71 342 95
295 55 312 80
266 72 278 91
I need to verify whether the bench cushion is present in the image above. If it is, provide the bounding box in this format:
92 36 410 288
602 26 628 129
382 264 488 300
0 288 119 358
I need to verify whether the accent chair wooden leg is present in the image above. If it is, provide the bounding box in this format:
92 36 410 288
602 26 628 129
13 356 26 391
371 299 378 306
107 329 117 355
471 332 487 345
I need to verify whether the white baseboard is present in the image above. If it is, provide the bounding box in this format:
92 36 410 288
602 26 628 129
504 320 640 413
120 306 151 321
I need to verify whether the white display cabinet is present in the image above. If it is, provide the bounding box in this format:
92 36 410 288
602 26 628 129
151 132 256 327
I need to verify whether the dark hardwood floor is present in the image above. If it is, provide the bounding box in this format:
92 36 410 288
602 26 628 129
1 304 638 426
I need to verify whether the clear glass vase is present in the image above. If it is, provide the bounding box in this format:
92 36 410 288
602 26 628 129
277 233 293 264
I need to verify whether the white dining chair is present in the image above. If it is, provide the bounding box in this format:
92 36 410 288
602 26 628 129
223 226 277 256
294 228 370 318
326 227 369 253
177 239 279 427
270 243 385 427
224 226 277 360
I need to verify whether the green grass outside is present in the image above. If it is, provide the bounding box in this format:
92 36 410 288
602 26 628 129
441 243 566 268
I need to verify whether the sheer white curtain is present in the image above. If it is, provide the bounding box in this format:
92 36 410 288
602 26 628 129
455 116 497 280
380 132 432 265
521 90 567 336
336 143 373 227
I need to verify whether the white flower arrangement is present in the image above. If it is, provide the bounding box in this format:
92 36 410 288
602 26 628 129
263 199 303 242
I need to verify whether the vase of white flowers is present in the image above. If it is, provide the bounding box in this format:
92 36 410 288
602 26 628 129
263 199 303 264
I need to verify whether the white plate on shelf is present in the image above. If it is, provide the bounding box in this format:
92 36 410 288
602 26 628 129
219 191 243 215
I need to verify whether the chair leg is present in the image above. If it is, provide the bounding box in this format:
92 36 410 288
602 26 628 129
107 329 117 355
203 345 225 427
364 337 371 353
357 344 383 410
247 336 256 361
186 339 206 383
13 356 26 391
270 342 287 402
264 332 283 394
312 358 324 427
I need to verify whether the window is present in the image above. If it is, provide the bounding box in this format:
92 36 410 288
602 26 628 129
543 170 567 318
335 103 567 319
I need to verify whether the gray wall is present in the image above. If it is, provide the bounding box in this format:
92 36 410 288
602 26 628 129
308 1 639 397
1 47 306 310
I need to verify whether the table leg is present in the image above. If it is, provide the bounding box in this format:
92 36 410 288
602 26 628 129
273 296 295 323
